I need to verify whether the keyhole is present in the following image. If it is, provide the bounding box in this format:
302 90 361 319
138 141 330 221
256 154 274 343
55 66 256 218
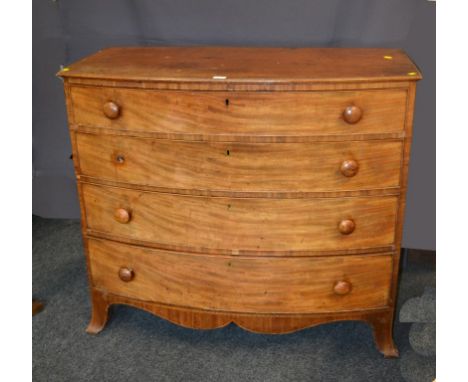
226 150 230 156
225 98 229 107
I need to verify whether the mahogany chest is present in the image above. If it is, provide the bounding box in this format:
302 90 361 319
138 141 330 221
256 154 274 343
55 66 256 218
58 47 421 357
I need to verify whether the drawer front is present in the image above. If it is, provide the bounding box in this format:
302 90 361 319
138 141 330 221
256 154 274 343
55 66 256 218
88 239 393 313
83 183 398 253
76 133 403 192
71 87 407 136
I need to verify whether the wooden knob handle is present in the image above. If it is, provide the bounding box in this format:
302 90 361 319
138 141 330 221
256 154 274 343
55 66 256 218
114 208 131 224
338 219 355 235
334 280 352 295
340 160 359 177
118 267 134 282
103 101 120 119
343 105 363 124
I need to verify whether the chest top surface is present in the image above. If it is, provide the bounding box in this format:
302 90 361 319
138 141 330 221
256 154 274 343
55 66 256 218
58 47 421 84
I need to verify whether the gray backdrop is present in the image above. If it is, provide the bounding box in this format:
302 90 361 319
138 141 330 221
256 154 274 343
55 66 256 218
32 0 435 250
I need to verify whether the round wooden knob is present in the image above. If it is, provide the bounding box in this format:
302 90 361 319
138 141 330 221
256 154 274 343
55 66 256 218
114 208 131 224
334 280 352 295
340 160 359 177
338 219 355 235
118 267 134 282
343 105 363 124
103 101 120 119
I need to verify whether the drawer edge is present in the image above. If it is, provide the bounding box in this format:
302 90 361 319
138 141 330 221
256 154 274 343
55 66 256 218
99 288 392 317
86 229 395 258
70 123 406 143
79 177 401 199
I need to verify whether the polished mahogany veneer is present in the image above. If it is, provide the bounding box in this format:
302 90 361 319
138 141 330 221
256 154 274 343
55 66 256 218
58 47 421 357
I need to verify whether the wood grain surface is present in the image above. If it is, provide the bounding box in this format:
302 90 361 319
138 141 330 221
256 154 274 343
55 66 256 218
58 47 421 83
70 87 407 137
71 124 406 144
65 78 414 92
82 183 398 253
88 239 393 314
76 132 403 193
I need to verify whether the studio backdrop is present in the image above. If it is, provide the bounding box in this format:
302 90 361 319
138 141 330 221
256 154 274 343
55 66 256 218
32 0 435 250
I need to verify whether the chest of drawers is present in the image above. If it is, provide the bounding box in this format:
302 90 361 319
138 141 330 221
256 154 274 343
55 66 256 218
59 47 421 357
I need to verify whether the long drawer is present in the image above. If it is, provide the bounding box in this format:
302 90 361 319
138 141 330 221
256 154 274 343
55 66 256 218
76 133 403 193
82 183 398 253
70 87 407 136
88 238 393 314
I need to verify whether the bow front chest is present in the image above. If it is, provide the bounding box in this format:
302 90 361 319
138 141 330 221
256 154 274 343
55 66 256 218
59 47 421 357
